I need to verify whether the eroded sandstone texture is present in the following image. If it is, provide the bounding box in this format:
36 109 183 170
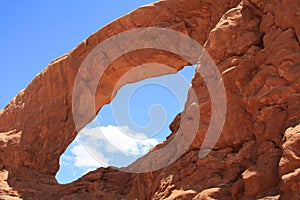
0 0 300 199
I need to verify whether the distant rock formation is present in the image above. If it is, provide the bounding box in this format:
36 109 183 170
0 0 299 199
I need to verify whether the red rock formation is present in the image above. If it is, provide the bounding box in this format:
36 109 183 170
0 0 300 199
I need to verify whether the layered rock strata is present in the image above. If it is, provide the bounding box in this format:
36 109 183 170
0 0 300 199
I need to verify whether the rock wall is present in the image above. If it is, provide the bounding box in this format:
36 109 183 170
0 0 300 199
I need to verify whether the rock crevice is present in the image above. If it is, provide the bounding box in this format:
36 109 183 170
0 0 300 199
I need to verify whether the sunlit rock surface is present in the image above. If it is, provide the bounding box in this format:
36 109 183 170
0 0 300 199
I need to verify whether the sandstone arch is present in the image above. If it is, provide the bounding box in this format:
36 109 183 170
0 0 300 199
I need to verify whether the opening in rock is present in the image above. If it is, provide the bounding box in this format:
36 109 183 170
56 66 195 184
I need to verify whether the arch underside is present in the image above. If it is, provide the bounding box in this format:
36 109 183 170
0 0 300 199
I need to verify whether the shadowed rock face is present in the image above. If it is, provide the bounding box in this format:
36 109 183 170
0 0 299 199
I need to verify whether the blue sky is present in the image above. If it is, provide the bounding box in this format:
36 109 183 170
0 0 156 109
56 67 195 183
0 1 195 184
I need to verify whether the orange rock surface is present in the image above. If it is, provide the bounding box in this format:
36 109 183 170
0 0 300 199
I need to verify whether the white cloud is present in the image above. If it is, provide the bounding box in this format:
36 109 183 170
58 124 158 183
80 125 159 156
81 125 158 155
82 167 98 176
70 143 108 168
61 125 159 175
61 154 73 161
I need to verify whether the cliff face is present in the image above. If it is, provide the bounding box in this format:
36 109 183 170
0 0 300 199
